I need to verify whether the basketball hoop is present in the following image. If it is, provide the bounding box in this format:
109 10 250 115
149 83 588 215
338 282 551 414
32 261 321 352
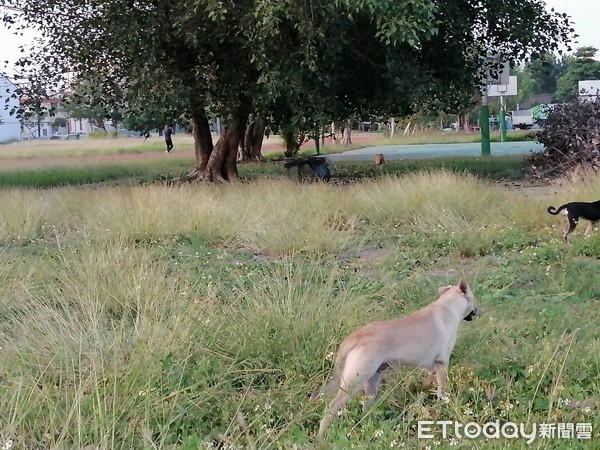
486 76 518 97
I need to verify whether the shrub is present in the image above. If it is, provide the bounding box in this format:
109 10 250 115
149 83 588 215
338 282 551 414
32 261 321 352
528 99 600 179
88 130 111 138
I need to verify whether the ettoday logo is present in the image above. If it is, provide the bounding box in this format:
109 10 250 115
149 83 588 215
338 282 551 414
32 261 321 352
418 420 593 444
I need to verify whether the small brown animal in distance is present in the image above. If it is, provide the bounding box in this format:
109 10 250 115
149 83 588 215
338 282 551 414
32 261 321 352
374 154 385 165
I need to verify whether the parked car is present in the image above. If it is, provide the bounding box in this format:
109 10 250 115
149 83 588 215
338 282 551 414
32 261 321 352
49 131 67 140
65 131 88 140
511 110 534 130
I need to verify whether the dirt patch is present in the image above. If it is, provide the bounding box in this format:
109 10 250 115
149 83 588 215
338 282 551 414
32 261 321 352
425 257 483 280
493 178 563 200
354 248 395 260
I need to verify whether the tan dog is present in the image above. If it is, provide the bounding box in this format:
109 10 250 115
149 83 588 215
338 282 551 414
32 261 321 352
313 279 477 436
374 154 385 165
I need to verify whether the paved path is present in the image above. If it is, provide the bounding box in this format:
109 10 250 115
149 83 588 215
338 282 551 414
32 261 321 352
326 141 542 161
0 138 542 167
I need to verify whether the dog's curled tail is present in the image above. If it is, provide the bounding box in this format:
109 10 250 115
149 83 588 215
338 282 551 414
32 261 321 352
547 205 566 215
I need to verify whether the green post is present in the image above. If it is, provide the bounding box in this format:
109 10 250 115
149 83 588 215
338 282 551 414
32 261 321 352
480 92 491 156
499 95 507 142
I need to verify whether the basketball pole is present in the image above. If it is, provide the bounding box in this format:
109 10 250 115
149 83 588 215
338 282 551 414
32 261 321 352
499 95 507 142
480 88 491 156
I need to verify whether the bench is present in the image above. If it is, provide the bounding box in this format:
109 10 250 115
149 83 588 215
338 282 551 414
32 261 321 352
282 156 331 182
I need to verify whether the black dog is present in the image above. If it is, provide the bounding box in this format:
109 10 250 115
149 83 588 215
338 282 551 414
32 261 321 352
547 200 600 242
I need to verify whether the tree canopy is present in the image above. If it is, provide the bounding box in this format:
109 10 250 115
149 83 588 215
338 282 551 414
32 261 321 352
60 75 123 132
2 0 575 181
555 46 600 102
526 53 568 95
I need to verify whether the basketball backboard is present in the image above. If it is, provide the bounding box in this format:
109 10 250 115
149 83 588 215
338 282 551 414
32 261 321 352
486 76 518 97
480 56 510 86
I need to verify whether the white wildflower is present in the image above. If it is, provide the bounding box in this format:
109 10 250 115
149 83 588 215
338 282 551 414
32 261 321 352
562 398 572 406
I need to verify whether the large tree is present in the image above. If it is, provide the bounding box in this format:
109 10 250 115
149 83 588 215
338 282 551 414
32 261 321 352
2 0 574 181
526 52 568 95
555 46 600 102
60 75 124 132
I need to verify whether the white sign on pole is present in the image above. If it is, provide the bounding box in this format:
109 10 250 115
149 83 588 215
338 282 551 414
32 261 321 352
486 75 518 97
578 80 600 102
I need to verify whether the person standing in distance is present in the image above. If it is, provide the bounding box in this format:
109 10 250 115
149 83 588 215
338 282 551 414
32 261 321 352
164 124 174 154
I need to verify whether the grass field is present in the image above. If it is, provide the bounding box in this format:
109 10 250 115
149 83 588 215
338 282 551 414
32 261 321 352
0 130 533 160
1 152 599 449
0 155 528 189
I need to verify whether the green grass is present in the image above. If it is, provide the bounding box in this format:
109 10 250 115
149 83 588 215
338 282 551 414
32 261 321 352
329 156 527 181
0 138 179 159
1 170 599 449
0 155 528 188
0 157 195 188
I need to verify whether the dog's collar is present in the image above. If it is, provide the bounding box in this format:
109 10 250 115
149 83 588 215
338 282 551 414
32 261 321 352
463 310 476 321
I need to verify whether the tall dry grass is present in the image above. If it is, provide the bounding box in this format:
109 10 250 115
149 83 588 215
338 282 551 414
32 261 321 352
0 172 518 246
1 171 600 448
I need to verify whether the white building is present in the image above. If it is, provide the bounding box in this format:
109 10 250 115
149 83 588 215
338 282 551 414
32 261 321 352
0 76 22 142
20 98 72 139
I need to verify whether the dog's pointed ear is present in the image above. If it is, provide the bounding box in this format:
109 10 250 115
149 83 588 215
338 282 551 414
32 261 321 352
459 278 469 295
438 285 452 295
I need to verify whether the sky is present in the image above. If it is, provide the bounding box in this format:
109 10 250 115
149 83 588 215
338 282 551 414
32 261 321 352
0 0 599 75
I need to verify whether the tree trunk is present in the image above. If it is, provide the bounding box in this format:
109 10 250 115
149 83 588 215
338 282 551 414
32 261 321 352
239 114 266 161
342 119 352 144
197 110 244 182
457 112 467 132
240 113 253 160
238 120 247 161
190 129 237 182
190 129 240 183
188 110 213 179
282 125 298 157
250 116 265 160
94 118 107 132
210 128 241 181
